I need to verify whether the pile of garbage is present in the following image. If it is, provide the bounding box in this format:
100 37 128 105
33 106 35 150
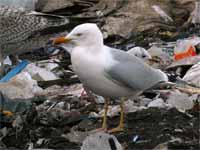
0 0 200 150
0 34 199 150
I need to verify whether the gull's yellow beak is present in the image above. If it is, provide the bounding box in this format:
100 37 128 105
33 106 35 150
53 36 71 45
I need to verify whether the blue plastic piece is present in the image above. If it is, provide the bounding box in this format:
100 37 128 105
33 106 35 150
0 60 29 83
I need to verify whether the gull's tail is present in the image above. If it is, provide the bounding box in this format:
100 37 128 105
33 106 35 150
152 72 200 94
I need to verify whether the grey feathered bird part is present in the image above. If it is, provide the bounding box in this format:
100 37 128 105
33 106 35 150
0 5 69 57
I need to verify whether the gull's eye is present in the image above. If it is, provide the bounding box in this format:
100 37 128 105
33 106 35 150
76 33 82 36
142 55 146 58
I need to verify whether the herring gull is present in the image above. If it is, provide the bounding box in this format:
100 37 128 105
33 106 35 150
53 23 168 132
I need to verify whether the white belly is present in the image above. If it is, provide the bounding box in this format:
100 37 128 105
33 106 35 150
71 47 135 98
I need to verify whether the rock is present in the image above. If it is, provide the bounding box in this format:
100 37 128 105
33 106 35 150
24 63 59 81
183 62 200 87
81 132 123 150
166 90 194 111
0 72 43 99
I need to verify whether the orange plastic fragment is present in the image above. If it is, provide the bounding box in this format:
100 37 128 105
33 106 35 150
174 45 196 60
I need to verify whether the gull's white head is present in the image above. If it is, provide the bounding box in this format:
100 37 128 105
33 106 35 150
127 47 152 60
53 23 104 47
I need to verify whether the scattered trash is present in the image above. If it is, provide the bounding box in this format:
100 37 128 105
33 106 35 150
0 72 43 99
174 37 200 60
81 132 123 150
24 63 59 81
132 135 139 143
183 62 200 87
166 90 194 111
0 1 199 150
0 60 29 83
148 98 168 108
166 55 200 77
147 44 173 69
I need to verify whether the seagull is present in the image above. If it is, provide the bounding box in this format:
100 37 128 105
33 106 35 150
0 5 68 74
53 23 168 132
127 46 152 60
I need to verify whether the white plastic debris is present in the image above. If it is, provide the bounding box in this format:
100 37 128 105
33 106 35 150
94 94 105 104
127 46 152 60
65 84 84 97
36 59 59 72
148 98 168 108
3 56 12 65
0 72 43 99
81 132 123 150
99 105 120 117
167 90 194 111
183 62 200 87
147 45 173 69
27 142 54 150
152 5 173 22
24 63 59 81
64 129 90 144
99 100 145 117
138 97 154 106
149 42 175 57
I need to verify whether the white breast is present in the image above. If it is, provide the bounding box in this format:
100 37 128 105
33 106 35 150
71 46 134 98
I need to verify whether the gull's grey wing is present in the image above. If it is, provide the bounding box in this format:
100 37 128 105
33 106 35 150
105 47 168 91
